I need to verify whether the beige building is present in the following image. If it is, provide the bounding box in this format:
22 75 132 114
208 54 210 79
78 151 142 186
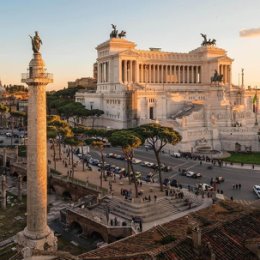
75 32 260 152
68 77 96 90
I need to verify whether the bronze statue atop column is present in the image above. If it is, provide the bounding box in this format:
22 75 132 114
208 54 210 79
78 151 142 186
29 31 42 53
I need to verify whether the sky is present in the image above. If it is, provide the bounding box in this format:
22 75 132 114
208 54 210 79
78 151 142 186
0 0 260 91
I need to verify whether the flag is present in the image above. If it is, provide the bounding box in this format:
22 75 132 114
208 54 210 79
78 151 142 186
253 94 258 113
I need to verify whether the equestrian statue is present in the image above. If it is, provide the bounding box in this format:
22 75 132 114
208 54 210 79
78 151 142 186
211 70 223 84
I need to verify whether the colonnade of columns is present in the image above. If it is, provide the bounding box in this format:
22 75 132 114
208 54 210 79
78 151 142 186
138 64 201 84
219 64 231 84
98 61 109 83
121 60 136 84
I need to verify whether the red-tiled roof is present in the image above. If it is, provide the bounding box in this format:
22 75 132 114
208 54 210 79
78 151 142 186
80 203 260 260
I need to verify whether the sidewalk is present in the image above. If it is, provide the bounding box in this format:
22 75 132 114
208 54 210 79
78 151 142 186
48 145 163 200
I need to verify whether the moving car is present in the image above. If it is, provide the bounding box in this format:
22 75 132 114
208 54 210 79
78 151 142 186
192 172 202 178
253 185 260 198
197 183 214 191
186 171 195 177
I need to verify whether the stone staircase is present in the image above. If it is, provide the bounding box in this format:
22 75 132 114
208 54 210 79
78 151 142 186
94 195 198 223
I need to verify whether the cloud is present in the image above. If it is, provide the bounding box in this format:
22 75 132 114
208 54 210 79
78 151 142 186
240 28 260 38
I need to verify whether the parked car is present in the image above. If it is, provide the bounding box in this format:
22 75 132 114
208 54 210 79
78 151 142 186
132 158 142 164
144 144 153 150
163 178 170 186
170 179 178 187
186 171 195 177
172 152 181 158
5 132 12 137
143 174 153 182
106 153 116 158
253 185 260 198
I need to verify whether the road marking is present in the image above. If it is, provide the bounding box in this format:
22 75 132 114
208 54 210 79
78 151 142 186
234 200 253 206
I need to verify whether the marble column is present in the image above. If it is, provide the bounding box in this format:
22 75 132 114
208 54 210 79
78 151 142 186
17 50 57 251
124 60 127 84
129 60 133 83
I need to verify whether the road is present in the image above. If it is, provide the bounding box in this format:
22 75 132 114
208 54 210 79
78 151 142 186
89 147 260 203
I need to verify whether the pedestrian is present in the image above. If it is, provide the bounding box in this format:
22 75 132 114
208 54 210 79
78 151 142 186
238 184 241 189
230 196 233 201
154 195 157 202
217 189 220 193
235 184 238 189
232 184 235 189
220 190 223 194
252 164 255 170
200 161 202 165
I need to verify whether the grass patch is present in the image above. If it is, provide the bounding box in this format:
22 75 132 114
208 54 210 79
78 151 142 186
223 152 260 165
18 145 26 157
0 244 17 260
0 193 26 242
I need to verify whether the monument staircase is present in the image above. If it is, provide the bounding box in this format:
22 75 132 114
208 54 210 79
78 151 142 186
95 194 202 223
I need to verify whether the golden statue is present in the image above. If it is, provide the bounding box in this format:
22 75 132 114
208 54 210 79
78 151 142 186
29 31 42 53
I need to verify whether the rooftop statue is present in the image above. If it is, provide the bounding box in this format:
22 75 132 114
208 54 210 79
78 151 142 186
29 31 42 53
200 33 216 46
110 24 126 39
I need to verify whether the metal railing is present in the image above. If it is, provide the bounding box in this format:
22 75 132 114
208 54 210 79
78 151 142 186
21 73 53 80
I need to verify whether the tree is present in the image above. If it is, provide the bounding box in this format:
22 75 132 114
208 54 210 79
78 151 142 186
0 104 9 128
63 137 81 179
109 130 142 198
47 126 58 170
84 128 110 188
89 109 104 128
135 124 182 192
47 115 73 160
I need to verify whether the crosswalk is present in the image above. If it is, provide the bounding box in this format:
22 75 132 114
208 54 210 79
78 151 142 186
234 199 254 206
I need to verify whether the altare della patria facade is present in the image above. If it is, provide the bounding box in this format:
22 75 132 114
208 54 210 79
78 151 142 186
75 25 260 154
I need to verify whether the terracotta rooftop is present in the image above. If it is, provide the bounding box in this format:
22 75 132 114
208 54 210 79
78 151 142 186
79 201 260 260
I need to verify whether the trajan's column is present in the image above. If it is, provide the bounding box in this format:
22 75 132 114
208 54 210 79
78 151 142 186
17 32 57 251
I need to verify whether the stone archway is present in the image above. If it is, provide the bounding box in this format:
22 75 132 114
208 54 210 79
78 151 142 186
90 231 105 242
70 221 83 235
62 191 72 200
